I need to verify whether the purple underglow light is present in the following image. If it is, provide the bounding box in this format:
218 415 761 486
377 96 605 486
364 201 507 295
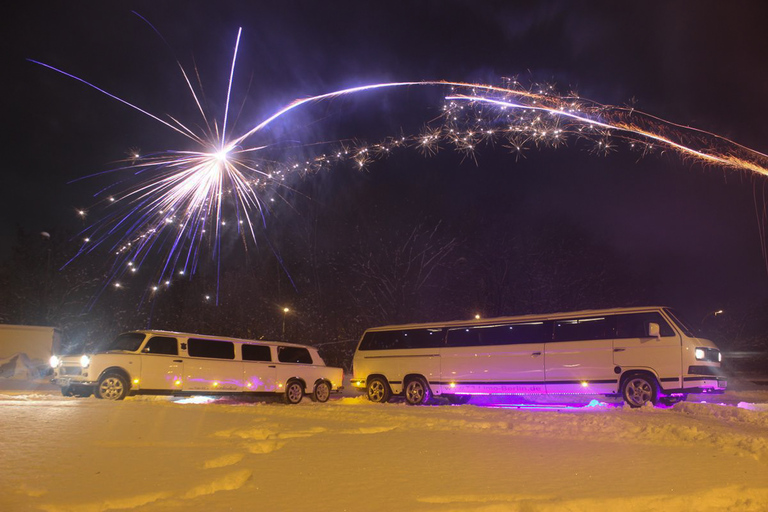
173 396 217 405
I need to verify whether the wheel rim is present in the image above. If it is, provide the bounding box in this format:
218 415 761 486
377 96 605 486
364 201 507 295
406 381 425 404
626 378 652 407
315 383 330 402
99 377 124 400
287 383 302 403
368 380 385 402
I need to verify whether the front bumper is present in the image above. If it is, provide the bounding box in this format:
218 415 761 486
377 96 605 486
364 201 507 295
52 377 97 387
51 365 96 387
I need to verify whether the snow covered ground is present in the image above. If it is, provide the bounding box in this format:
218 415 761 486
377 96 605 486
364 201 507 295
1 381 767 512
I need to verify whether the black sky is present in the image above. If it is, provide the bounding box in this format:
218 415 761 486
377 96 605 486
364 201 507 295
3 1 768 320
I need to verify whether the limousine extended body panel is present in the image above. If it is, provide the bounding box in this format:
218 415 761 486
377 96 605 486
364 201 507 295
352 306 725 407
51 330 344 402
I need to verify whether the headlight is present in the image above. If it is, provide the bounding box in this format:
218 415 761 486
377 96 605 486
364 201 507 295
50 355 60 368
694 348 706 360
718 351 722 362
80 355 91 368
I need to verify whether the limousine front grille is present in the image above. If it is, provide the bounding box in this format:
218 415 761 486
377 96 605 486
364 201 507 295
687 365 724 377
60 366 82 376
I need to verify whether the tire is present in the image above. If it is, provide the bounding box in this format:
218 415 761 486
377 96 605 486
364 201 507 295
284 380 304 404
61 386 74 397
97 373 128 400
404 377 432 406
622 374 658 408
311 381 331 403
367 376 391 403
445 394 471 405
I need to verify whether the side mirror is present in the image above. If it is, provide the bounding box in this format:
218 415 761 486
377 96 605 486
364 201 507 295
647 322 660 338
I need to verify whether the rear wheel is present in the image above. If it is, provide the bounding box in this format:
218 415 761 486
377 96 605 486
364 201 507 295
284 380 304 404
311 381 331 403
367 377 391 403
404 377 432 406
97 373 128 400
622 374 658 408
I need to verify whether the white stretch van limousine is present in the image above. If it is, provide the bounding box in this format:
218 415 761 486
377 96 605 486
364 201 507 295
351 306 726 407
51 330 344 403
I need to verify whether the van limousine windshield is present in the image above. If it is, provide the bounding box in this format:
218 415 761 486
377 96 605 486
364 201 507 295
104 332 146 352
663 308 697 337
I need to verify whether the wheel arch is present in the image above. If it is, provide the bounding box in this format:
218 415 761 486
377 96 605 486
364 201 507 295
403 373 430 387
98 366 132 390
286 376 307 391
619 368 660 390
313 377 331 388
366 373 390 386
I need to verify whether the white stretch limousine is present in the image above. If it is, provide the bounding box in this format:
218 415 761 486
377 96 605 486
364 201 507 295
351 307 726 407
51 330 344 403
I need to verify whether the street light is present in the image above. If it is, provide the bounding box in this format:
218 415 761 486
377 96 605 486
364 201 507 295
700 309 724 328
281 307 290 340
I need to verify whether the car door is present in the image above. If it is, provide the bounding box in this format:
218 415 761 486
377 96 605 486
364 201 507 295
546 316 617 394
184 338 242 392
612 312 682 385
139 335 183 391
242 343 277 392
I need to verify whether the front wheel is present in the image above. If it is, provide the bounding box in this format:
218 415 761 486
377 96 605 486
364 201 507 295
404 377 432 406
311 381 331 403
97 373 128 400
284 380 304 404
622 374 658 408
367 377 391 403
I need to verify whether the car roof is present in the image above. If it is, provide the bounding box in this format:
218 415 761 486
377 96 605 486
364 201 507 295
126 330 317 350
365 306 671 332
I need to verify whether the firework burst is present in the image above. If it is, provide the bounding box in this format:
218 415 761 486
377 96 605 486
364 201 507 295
31 26 768 305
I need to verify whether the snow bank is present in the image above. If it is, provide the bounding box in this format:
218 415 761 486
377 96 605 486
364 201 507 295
1 391 766 511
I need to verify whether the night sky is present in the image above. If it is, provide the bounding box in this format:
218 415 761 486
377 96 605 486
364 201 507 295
3 1 768 323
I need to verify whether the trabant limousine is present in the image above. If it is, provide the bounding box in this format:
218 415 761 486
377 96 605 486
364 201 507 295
51 330 344 403
351 306 726 407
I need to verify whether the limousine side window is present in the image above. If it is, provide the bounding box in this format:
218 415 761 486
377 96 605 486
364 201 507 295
242 344 272 362
553 317 612 342
188 338 235 359
278 346 313 364
143 336 178 355
446 322 549 347
358 328 444 351
614 312 675 338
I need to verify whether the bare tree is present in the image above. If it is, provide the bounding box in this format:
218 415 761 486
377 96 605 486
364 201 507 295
347 221 458 324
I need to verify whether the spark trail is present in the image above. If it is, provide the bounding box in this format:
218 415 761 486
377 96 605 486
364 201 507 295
30 31 768 305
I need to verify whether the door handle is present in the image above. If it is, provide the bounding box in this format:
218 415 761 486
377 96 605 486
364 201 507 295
531 352 542 357
613 348 625 353
173 359 183 362
268 365 276 368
